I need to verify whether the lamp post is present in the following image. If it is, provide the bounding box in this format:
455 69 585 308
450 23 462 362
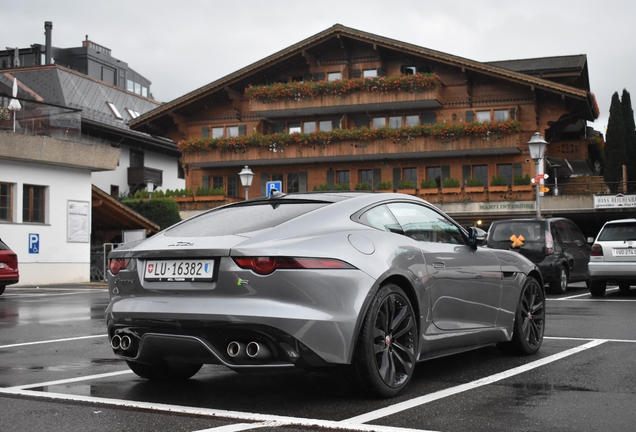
238 165 254 201
527 132 549 218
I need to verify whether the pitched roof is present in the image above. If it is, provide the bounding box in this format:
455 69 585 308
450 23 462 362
130 24 594 129
486 55 587 75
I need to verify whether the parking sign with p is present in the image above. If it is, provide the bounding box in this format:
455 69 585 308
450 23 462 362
29 233 39 254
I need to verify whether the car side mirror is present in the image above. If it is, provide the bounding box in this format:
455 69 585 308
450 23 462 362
587 237 594 244
468 227 487 247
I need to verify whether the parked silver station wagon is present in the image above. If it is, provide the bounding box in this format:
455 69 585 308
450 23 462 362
106 192 545 397
589 218 636 296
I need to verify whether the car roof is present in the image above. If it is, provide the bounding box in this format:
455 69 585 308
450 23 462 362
602 218 636 225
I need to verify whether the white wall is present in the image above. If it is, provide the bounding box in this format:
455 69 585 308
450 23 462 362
0 160 92 286
91 145 185 196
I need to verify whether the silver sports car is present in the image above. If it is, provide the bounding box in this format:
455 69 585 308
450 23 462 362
106 192 544 397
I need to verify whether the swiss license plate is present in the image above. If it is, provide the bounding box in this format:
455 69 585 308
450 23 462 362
144 259 214 281
613 248 636 256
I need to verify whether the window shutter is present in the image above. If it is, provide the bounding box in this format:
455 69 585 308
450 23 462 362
393 168 401 189
352 69 362 78
420 112 436 125
462 165 471 184
260 173 269 196
377 68 386 77
373 168 382 190
238 124 247 136
441 165 451 183
510 107 517 120
299 171 307 192
465 110 475 123
400 65 406 75
315 72 325 81
202 176 210 190
201 127 209 138
326 169 334 188
514 162 522 177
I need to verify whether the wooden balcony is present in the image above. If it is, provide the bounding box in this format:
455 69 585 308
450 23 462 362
184 132 523 168
128 166 163 188
249 88 443 118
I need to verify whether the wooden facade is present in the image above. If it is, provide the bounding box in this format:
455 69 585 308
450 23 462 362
130 25 598 206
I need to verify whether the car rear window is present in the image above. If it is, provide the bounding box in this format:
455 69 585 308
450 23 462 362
0 240 9 250
597 222 636 241
165 202 329 237
490 222 543 242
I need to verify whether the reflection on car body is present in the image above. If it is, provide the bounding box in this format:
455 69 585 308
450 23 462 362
106 192 545 397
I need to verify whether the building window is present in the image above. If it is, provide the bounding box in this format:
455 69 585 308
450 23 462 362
201 127 209 138
126 108 140 119
403 66 417 75
363 69 377 78
110 185 119 198
212 176 224 189
177 162 185 179
287 173 300 193
372 117 386 129
126 79 134 92
319 120 333 131
130 149 144 168
288 123 301 134
23 184 45 223
389 116 403 128
303 121 316 134
106 102 123 120
0 182 12 222
359 169 373 185
227 176 238 197
494 109 509 122
473 165 488 186
405 115 419 127
141 86 148 98
134 82 141 94
497 164 513 185
336 170 350 187
426 166 441 187
272 173 284 183
476 110 491 123
403 167 417 184
227 126 239 137
327 72 341 81
212 127 224 138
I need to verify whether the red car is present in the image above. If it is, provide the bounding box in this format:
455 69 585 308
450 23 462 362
0 238 19 295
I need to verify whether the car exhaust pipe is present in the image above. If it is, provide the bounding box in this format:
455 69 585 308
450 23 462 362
110 334 122 350
246 341 271 358
227 341 246 358
120 335 132 351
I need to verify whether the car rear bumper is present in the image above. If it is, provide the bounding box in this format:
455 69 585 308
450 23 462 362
589 262 636 280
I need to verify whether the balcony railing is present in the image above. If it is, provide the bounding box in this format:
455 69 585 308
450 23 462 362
128 166 163 188
0 97 81 140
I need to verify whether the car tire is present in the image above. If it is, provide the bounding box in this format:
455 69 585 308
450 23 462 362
498 276 545 355
351 283 417 398
126 360 202 381
0 285 5 296
549 266 569 294
589 280 606 297
618 282 631 291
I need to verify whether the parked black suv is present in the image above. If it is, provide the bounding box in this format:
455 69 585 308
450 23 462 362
486 218 591 293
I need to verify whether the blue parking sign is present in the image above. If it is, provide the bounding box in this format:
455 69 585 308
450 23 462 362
266 181 283 197
29 233 40 254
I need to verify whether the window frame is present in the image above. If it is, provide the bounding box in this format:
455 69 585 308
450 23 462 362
22 184 46 223
0 182 13 222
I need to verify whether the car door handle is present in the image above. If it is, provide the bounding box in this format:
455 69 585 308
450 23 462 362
433 262 445 269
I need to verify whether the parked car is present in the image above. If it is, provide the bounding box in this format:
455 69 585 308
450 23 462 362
106 192 544 398
0 238 19 295
486 218 591 294
588 218 636 297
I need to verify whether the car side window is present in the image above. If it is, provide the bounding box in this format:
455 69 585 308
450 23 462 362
359 204 401 232
555 220 572 242
386 202 466 244
567 221 586 243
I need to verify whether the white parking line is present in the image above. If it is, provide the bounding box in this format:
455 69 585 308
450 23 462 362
0 334 107 350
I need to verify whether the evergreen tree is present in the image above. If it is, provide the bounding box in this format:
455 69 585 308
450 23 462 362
604 92 626 192
621 89 636 187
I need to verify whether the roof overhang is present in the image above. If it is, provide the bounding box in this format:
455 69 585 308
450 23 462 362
91 185 160 234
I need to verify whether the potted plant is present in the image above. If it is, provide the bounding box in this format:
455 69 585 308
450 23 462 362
397 179 416 195
442 177 462 194
489 175 509 192
354 182 372 191
194 186 226 201
419 178 439 195
376 181 393 192
464 178 485 193
512 174 533 191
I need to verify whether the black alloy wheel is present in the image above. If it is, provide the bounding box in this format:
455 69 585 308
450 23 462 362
499 277 545 355
353 284 417 398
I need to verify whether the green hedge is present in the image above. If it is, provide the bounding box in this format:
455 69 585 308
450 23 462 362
122 198 182 230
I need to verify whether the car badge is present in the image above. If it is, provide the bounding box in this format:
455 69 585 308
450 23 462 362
167 241 194 247
236 278 249 286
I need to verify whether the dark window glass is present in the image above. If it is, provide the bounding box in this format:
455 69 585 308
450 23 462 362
598 222 636 241
23 184 45 223
110 185 119 198
130 149 144 168
0 183 11 221
287 173 299 193
491 222 543 242
359 169 373 184
497 164 513 185
403 167 417 183
166 202 329 237
473 165 488 186
426 166 441 187
212 176 224 190
336 170 350 186
227 176 238 197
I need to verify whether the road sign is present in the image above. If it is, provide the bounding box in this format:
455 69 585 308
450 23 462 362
540 187 550 193
266 181 283 197
28 233 39 254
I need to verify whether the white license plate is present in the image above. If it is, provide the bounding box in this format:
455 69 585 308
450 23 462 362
612 249 636 256
144 260 214 281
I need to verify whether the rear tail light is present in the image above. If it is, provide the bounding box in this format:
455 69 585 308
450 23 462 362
233 257 354 275
545 230 554 255
591 244 604 257
108 258 130 275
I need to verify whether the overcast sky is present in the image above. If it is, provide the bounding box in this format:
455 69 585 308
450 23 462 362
2 0 633 134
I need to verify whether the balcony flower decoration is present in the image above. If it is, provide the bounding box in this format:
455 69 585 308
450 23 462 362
244 73 441 101
178 120 522 153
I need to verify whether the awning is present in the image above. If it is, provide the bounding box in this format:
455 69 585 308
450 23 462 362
546 156 594 177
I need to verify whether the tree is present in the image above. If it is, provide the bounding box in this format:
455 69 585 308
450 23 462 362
604 92 626 192
621 89 636 187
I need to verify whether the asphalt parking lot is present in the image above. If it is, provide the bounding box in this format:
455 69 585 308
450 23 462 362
0 282 635 432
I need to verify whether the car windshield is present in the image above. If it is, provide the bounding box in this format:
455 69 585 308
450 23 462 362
490 222 543 242
165 202 329 237
597 222 636 241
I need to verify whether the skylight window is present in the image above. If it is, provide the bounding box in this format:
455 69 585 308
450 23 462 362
106 102 123 120
126 108 140 119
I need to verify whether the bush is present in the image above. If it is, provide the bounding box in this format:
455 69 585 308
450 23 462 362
466 178 484 187
376 181 393 190
442 177 460 188
313 183 331 191
195 186 225 196
333 183 351 190
513 174 531 185
133 189 149 199
420 179 438 189
354 182 372 190
490 175 508 186
122 198 182 230
398 179 416 189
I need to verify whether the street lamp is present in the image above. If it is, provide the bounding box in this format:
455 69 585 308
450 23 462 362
527 132 549 218
238 165 254 200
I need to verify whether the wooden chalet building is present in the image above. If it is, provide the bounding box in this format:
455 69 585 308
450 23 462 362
129 24 599 224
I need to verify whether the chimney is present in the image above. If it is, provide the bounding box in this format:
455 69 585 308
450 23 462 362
44 21 53 65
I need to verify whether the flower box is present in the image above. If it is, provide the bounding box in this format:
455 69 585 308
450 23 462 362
488 186 509 193
419 188 439 195
464 186 485 193
442 187 462 195
512 185 533 192
396 188 417 195
170 196 194 202
194 195 225 202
